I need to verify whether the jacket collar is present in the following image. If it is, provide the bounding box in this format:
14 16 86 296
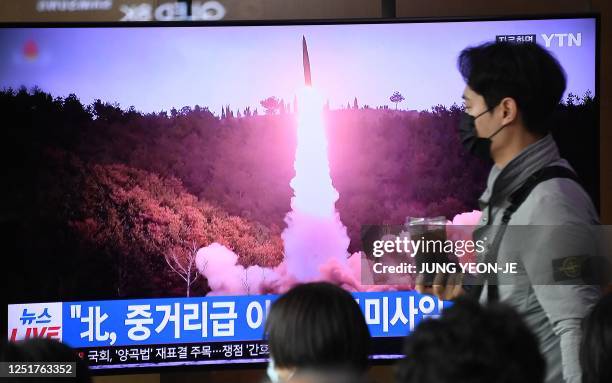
479 133 561 208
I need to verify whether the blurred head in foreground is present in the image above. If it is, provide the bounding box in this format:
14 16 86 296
396 297 545 383
581 293 612 383
264 282 371 382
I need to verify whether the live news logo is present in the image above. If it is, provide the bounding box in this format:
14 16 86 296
9 327 61 342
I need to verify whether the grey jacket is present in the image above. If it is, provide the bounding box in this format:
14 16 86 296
473 134 600 383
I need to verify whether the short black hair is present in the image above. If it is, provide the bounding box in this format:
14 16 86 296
580 293 612 383
458 41 566 135
396 297 545 383
290 368 373 383
264 282 371 372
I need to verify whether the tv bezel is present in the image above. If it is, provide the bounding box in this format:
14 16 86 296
0 13 601 375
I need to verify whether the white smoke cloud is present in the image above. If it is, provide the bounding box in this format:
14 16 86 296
282 210 351 282
195 242 289 295
196 209 482 295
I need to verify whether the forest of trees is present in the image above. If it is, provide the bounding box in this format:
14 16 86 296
0 86 597 301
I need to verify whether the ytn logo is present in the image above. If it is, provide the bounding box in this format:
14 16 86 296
541 33 582 47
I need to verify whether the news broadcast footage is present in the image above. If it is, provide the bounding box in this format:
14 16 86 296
0 17 597 370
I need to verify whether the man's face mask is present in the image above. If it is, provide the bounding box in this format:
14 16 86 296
459 106 508 161
266 358 295 383
267 357 280 383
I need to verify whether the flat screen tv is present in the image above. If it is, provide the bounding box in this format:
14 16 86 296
1 14 599 374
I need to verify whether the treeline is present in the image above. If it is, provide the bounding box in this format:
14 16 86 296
0 86 596 300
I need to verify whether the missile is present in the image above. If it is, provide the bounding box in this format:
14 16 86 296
302 36 312 86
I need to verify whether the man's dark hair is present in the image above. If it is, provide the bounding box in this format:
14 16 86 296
580 293 612 383
264 282 371 372
396 297 545 383
458 41 566 135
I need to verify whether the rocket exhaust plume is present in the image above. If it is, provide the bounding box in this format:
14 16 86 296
196 36 362 295
281 37 351 281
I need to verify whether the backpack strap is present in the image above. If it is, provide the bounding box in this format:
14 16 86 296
500 165 581 224
467 165 581 302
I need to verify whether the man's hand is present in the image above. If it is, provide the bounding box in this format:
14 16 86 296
415 272 465 300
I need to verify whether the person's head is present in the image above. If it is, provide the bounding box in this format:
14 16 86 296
0 338 91 382
458 41 566 163
264 282 371 381
581 293 612 383
288 368 372 383
396 297 545 383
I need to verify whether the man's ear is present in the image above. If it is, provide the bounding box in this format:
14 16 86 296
499 97 518 125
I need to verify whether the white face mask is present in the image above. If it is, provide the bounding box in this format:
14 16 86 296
267 357 280 383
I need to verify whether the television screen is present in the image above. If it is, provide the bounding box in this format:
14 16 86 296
1 15 598 372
